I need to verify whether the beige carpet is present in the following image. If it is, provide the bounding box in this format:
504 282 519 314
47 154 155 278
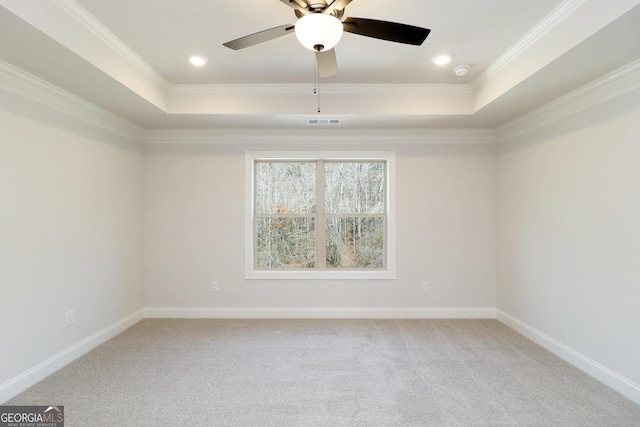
6 319 640 426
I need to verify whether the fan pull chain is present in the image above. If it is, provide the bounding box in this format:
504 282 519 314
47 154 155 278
313 54 321 113
317 75 321 113
313 53 317 95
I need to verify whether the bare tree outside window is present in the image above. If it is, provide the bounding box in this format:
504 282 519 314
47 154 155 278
324 162 385 268
324 162 385 214
254 159 386 270
325 217 384 268
255 162 316 268
255 162 316 214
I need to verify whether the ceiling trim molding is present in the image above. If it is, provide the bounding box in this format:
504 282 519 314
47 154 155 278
169 83 472 96
0 60 143 141
142 128 497 145
476 0 588 87
53 0 170 91
497 59 640 142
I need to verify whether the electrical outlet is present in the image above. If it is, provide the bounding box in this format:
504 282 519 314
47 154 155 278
211 281 219 292
422 282 430 293
66 309 74 325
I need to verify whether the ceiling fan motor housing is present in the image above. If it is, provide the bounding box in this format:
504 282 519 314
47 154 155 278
308 2 328 12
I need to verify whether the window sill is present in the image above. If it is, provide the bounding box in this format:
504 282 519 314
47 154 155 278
245 270 396 280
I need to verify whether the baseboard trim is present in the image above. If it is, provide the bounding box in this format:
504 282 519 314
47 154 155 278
497 310 640 405
0 309 145 404
144 306 497 319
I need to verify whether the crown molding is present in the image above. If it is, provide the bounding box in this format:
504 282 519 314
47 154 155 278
143 127 496 145
0 60 144 141
53 0 170 92
169 83 472 96
475 0 588 87
497 59 640 142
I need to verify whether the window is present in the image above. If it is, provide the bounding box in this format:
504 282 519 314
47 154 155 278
245 152 396 279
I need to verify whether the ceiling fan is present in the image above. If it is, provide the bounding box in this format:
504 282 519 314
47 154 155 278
223 0 431 78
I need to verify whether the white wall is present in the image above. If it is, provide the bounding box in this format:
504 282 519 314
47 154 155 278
3 55 639 405
143 142 497 313
0 89 144 399
497 87 640 397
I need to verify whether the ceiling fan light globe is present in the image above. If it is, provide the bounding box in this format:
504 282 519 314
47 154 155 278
295 13 343 52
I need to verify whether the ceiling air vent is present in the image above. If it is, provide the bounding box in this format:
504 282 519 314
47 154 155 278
307 118 341 125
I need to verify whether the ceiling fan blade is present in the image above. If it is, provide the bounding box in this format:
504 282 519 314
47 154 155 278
316 48 338 78
342 17 430 46
223 24 295 50
324 0 353 16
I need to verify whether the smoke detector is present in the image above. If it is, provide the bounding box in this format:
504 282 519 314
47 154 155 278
453 65 470 77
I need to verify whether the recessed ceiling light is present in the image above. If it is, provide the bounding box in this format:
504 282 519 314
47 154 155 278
187 55 208 66
432 53 454 65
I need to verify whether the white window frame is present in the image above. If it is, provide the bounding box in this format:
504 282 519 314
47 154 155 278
245 151 396 280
